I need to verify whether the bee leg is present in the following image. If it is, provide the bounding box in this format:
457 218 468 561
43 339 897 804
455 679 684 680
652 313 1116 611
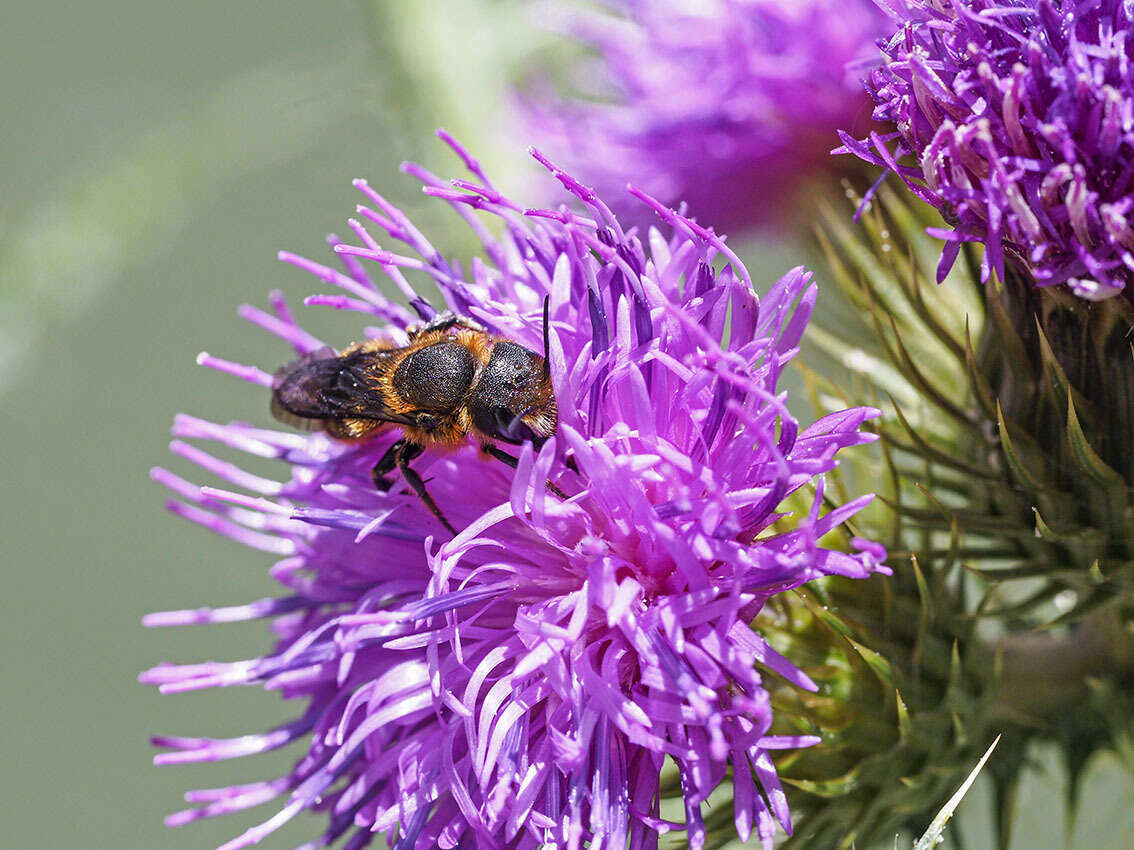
395 441 458 536
370 439 405 492
481 444 568 501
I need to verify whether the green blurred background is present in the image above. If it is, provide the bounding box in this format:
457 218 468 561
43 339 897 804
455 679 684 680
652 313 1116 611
2 2 1131 848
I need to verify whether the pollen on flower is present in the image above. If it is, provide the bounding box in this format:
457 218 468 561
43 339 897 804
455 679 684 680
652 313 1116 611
142 131 887 850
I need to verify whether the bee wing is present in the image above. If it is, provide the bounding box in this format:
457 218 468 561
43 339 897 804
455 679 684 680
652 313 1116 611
270 348 337 431
271 347 417 430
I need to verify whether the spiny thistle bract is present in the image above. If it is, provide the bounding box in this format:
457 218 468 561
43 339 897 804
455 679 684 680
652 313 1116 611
796 180 1134 846
142 135 888 850
839 0 1134 299
521 0 887 231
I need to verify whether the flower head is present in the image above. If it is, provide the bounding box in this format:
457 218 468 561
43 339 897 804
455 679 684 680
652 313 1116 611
840 0 1134 299
522 0 887 230
143 133 887 850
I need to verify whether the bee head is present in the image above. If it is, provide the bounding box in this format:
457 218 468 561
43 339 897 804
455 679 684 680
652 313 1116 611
469 340 558 449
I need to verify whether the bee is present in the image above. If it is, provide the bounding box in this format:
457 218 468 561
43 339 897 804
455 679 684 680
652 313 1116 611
270 300 560 534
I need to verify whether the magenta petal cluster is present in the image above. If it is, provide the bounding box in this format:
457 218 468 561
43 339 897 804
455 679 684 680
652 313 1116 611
839 0 1134 299
522 0 887 230
142 135 887 850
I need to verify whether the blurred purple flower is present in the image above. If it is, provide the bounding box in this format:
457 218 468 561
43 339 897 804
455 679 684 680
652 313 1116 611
838 0 1134 299
522 0 887 231
143 134 887 850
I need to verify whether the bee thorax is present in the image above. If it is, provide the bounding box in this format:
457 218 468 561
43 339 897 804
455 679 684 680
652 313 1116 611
392 342 476 413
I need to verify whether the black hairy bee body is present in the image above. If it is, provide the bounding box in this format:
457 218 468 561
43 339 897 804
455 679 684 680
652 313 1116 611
271 305 560 533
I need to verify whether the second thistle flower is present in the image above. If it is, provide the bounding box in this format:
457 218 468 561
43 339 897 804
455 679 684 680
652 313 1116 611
841 0 1134 299
523 0 887 230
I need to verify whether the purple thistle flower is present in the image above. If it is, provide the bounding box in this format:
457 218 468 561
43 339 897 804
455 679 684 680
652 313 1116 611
838 0 1134 299
142 133 887 850
522 0 887 230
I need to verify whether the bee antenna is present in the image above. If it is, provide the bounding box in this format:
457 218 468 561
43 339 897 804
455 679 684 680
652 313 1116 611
541 295 552 379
